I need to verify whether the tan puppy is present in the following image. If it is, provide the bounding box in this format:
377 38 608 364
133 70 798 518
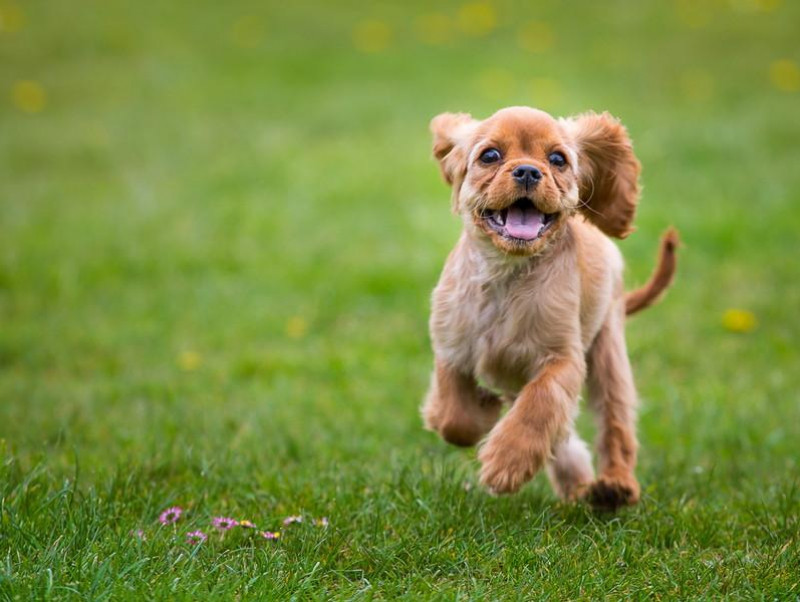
422 106 677 510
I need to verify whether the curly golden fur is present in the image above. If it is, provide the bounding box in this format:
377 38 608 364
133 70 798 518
422 106 677 510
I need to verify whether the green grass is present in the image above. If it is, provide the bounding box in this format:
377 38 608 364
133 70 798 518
2 0 799 598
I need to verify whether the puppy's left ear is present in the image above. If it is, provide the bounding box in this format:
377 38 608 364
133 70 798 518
430 112 477 187
562 112 641 238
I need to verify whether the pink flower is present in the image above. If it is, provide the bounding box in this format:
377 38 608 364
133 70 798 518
130 529 146 540
211 516 238 531
282 515 303 525
314 517 329 527
260 531 281 540
158 506 183 525
238 520 257 529
186 530 207 545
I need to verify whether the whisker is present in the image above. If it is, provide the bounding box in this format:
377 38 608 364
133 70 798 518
577 174 606 218
577 197 604 217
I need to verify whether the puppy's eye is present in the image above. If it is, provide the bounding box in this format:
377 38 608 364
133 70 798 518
479 148 502 164
548 151 567 167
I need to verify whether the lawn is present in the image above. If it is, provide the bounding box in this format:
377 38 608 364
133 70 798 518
1 0 799 598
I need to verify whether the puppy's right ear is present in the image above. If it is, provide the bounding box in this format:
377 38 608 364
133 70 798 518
562 112 640 238
430 112 476 187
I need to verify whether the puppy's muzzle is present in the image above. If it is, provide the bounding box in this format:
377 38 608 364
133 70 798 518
480 198 558 242
512 165 542 188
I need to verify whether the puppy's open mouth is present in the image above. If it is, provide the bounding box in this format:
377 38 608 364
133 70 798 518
479 198 558 242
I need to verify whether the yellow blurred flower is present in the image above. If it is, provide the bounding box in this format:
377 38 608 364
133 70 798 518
414 13 452 45
12 80 46 113
769 59 800 92
475 68 514 101
517 21 554 53
0 2 25 32
286 316 307 339
457 2 496 36
527 77 561 107
729 0 782 12
230 15 264 49
680 69 715 102
753 0 781 11
178 351 202 371
674 0 712 28
352 19 392 53
722 309 757 333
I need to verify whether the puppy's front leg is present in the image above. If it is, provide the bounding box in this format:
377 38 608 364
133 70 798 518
422 359 502 447
479 355 584 495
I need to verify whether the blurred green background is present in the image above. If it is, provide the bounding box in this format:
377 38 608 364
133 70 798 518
1 0 799 598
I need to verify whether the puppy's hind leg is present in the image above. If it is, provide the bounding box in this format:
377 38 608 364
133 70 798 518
546 429 594 502
422 359 502 447
585 302 641 510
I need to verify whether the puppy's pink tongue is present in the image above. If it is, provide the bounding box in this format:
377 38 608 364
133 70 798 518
505 204 544 240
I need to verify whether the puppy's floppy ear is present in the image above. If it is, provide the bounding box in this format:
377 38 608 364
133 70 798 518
430 112 476 187
563 112 641 238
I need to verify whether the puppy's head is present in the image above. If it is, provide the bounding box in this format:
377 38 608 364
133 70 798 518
431 106 640 256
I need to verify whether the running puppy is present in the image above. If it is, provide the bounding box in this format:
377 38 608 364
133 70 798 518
422 106 677 510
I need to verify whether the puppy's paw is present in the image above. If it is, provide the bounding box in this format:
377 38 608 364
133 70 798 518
478 419 547 495
422 390 502 448
585 473 640 511
546 435 595 502
421 395 444 432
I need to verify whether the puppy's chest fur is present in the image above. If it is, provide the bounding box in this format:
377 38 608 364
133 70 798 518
430 234 581 396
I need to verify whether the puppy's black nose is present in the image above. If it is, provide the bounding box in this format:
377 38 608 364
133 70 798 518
512 165 542 186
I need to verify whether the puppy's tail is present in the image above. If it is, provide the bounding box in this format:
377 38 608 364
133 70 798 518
625 228 679 317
